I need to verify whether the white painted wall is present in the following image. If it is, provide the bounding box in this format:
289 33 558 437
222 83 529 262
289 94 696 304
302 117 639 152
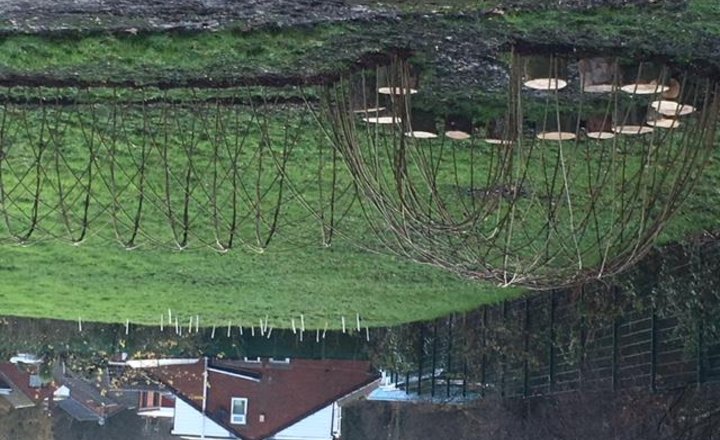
137 407 175 418
272 403 338 440
171 398 236 439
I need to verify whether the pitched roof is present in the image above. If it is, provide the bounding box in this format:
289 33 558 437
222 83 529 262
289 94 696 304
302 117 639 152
0 362 55 408
151 358 379 440
58 398 108 422
60 376 125 422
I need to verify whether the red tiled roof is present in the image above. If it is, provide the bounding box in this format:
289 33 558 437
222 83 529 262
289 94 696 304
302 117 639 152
0 362 56 403
152 358 378 440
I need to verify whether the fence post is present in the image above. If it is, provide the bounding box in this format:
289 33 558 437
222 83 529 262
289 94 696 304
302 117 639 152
501 301 508 398
549 291 556 393
524 298 530 398
578 286 586 391
697 320 705 386
418 324 424 396
650 310 657 392
431 322 438 398
481 306 487 398
612 287 620 392
446 315 453 398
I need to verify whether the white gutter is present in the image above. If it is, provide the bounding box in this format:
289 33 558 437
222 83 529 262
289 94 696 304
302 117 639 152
207 368 261 383
118 358 201 369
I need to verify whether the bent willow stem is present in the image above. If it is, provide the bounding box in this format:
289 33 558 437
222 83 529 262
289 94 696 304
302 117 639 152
312 51 720 289
0 89 351 251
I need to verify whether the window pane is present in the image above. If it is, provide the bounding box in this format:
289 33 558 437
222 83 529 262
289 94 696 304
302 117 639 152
232 399 246 415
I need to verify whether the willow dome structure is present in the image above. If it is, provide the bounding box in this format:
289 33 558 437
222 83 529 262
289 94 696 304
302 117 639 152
315 49 720 289
0 91 350 251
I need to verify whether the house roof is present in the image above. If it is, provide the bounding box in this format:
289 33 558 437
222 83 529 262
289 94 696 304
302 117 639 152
150 358 379 440
58 398 109 422
60 376 125 422
0 362 55 408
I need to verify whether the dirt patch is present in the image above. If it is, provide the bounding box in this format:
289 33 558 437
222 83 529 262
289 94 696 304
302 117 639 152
0 0 396 34
0 1 715 94
0 0 684 34
498 0 685 12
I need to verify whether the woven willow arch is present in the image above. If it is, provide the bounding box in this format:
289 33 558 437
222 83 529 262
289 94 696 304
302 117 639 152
312 50 720 289
0 88 353 251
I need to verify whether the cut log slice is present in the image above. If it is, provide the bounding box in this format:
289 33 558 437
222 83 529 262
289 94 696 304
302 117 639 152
445 130 472 140
378 87 418 95
613 125 654 135
536 131 577 141
353 106 386 114
620 83 669 95
586 132 615 140
661 79 681 100
483 138 513 145
524 78 568 91
404 131 438 139
362 116 402 124
646 118 681 129
650 100 695 116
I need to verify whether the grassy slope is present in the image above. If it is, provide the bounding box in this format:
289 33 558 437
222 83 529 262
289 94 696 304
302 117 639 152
0 26 350 83
0 104 520 328
0 0 717 327
0 241 516 328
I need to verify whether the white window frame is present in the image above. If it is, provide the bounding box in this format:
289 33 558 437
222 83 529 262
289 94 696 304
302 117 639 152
269 357 290 364
230 398 248 425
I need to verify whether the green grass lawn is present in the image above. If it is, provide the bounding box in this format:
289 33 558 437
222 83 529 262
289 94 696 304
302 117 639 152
0 240 517 329
0 26 351 83
0 88 714 327
0 101 523 328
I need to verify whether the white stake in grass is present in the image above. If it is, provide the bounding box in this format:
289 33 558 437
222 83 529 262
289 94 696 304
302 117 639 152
300 314 305 332
342 316 346 334
78 317 82 333
211 325 216 339
160 315 164 331
356 313 361 332
125 319 130 335
291 318 297 334
227 321 232 338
